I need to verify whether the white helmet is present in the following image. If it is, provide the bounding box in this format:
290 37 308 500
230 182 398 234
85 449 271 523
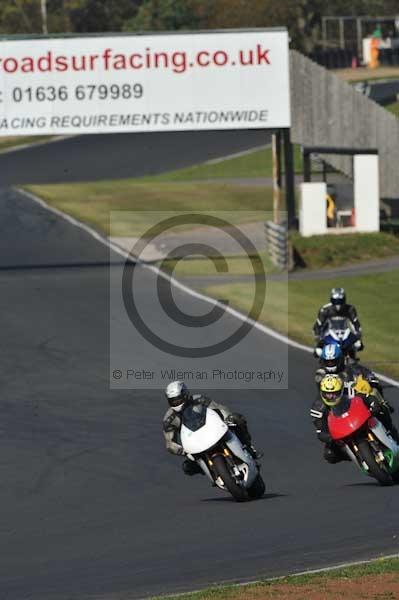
165 381 189 412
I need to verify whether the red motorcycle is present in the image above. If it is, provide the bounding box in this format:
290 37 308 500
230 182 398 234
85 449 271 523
328 395 399 486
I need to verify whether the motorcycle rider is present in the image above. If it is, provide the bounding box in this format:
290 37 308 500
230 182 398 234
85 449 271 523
315 342 383 395
313 287 363 357
311 373 399 464
163 381 261 476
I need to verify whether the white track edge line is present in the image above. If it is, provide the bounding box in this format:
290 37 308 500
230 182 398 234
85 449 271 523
204 143 271 165
147 552 399 600
18 187 399 389
0 135 77 155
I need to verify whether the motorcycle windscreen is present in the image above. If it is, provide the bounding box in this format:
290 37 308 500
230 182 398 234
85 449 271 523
181 407 228 455
323 317 353 341
181 404 207 431
331 317 357 350
328 395 371 440
328 317 351 330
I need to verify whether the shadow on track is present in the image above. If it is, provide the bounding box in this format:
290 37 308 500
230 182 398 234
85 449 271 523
201 493 289 503
0 261 126 271
343 481 394 489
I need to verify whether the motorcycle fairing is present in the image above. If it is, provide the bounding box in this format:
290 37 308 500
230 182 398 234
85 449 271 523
181 408 258 489
181 407 228 455
369 419 399 472
328 396 371 441
224 430 257 487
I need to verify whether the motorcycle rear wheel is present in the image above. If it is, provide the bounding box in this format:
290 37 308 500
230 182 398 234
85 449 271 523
212 455 248 502
358 440 393 486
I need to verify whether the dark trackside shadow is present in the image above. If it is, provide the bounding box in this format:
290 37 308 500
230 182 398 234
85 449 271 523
201 493 289 503
0 260 126 271
343 481 394 488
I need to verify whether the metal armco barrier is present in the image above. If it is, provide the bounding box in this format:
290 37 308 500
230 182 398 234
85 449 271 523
265 221 289 269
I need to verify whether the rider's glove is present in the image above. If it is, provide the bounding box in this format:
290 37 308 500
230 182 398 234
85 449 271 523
318 431 332 444
354 340 364 351
369 400 380 416
225 414 237 427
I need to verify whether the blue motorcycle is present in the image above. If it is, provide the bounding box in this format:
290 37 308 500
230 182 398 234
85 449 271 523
316 317 362 358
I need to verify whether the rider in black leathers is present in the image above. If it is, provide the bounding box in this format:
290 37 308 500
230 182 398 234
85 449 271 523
311 372 399 464
313 287 363 356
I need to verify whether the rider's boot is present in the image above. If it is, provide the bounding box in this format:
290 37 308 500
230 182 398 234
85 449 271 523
324 442 350 463
182 459 204 476
229 414 263 459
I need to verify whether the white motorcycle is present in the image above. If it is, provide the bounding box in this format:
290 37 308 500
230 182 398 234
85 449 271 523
180 404 265 502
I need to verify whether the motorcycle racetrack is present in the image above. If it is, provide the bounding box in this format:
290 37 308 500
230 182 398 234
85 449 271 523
1 133 399 600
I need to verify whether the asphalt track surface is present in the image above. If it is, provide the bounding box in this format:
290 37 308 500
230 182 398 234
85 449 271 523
1 136 399 600
0 130 269 185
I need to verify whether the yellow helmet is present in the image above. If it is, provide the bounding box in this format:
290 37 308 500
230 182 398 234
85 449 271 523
320 374 344 407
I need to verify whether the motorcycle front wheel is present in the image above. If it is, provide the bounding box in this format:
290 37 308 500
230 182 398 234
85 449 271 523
212 455 248 502
358 440 393 486
247 473 266 499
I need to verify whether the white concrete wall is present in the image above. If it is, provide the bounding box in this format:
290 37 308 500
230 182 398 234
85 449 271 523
299 182 327 237
354 154 380 232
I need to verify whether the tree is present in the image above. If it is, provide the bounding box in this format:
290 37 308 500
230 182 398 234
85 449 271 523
201 0 399 53
67 0 141 33
274 0 399 52
123 0 202 32
0 0 142 34
0 0 398 44
0 0 42 34
199 0 270 30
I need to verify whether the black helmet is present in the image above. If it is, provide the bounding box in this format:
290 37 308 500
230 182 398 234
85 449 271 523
330 287 346 310
165 381 189 412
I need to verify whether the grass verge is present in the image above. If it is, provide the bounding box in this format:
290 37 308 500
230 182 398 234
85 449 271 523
205 269 399 379
292 232 399 269
337 65 399 82
24 136 399 382
136 145 303 182
387 101 399 118
0 135 54 152
151 556 399 599
25 181 274 237
160 252 276 277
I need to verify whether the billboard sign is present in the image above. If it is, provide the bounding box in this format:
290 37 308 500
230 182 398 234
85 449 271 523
0 29 290 135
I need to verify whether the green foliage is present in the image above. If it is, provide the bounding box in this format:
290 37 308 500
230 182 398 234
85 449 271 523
1 0 398 46
291 232 399 269
0 0 42 34
68 0 140 33
138 145 303 182
0 0 140 35
150 558 399 599
123 0 202 31
24 180 273 236
387 102 399 118
206 268 399 379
